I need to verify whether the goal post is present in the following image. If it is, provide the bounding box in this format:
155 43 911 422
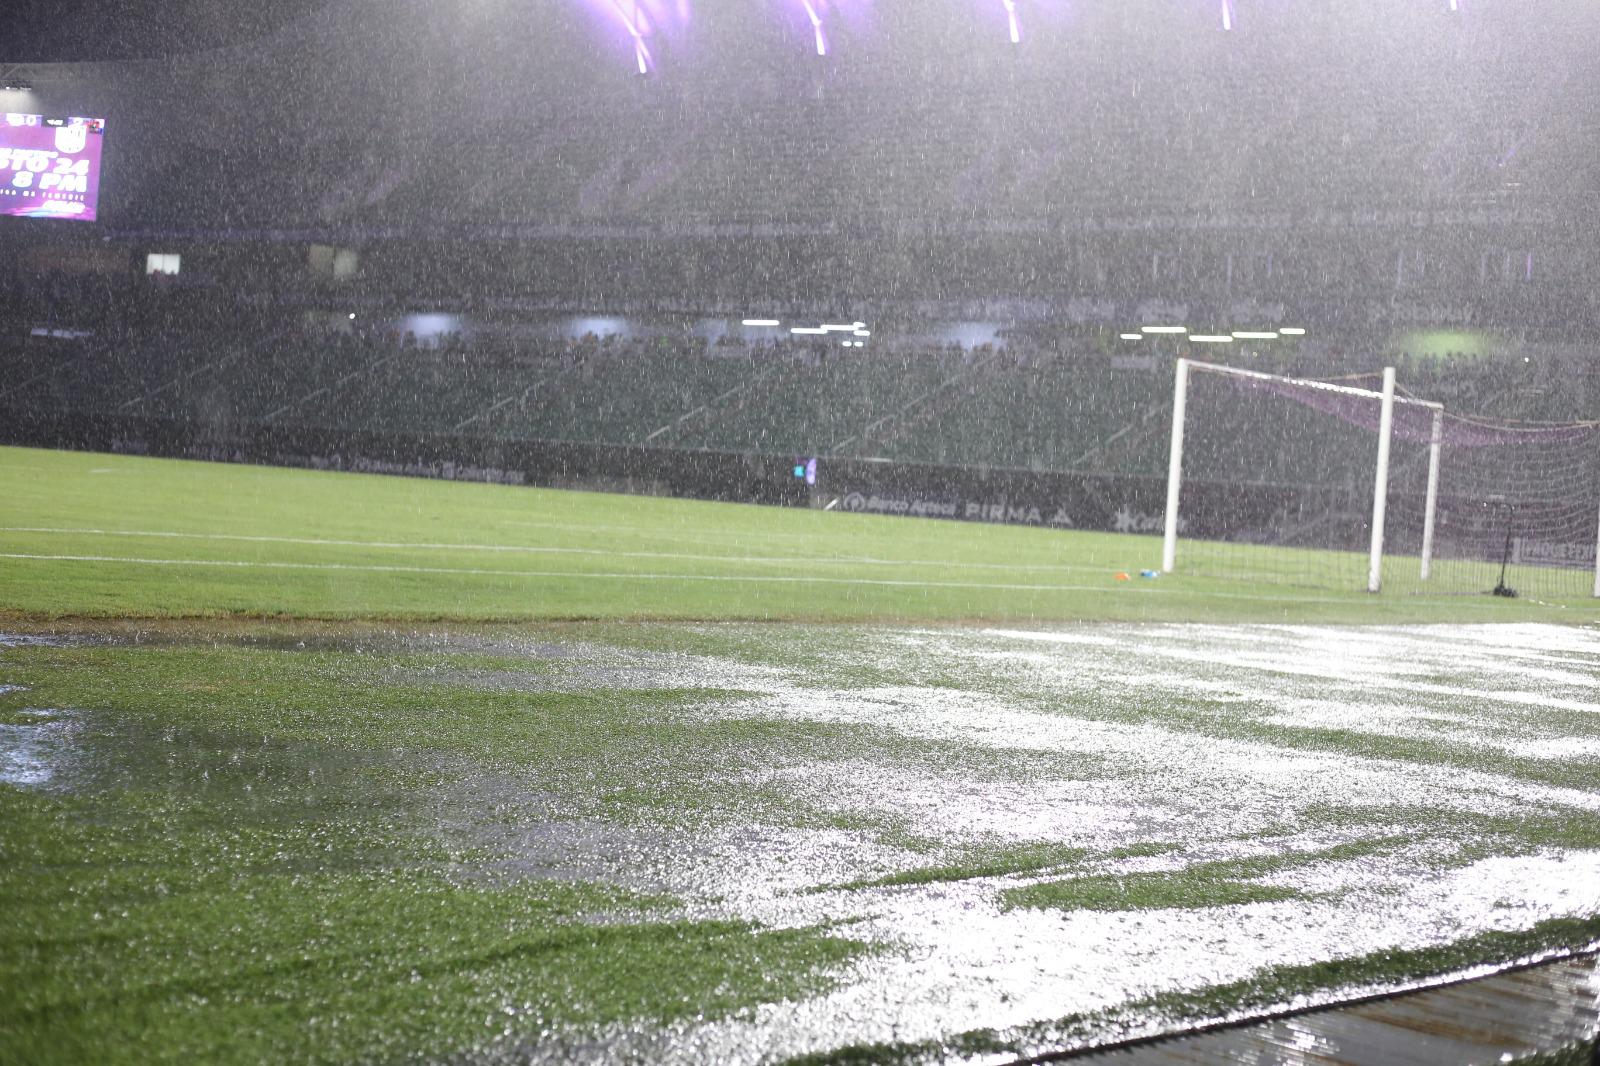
1367 367 1397 593
1420 407 1443 583
1162 359 1443 593
1160 358 1189 575
1162 358 1599 597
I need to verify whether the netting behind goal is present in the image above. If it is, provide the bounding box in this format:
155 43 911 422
1165 359 1600 599
1386 417 1600 600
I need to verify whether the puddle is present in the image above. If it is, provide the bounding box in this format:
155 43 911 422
3 621 1600 1064
0 633 76 649
0 712 77 787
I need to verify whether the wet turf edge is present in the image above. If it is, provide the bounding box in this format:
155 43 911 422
784 920 1600 1065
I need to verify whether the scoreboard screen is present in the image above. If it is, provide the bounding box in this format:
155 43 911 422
1 113 106 222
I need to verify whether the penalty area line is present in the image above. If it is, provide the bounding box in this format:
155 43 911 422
0 553 1570 612
0 550 1360 604
0 525 1114 575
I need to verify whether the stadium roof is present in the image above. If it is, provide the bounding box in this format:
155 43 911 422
3 0 331 62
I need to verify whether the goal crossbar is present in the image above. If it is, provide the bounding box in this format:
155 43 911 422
1163 359 1454 595
1180 359 1443 412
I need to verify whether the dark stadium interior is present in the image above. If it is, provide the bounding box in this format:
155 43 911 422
3 0 1598 484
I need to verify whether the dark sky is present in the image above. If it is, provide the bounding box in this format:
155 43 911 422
4 0 331 62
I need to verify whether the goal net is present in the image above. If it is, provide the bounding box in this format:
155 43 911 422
1386 416 1600 600
1161 358 1600 599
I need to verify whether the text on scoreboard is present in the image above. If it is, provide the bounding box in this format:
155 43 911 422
1 114 106 222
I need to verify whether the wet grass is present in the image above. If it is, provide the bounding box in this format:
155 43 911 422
790 917 1600 1066
4 445 1597 624
825 841 1089 891
3 618 1599 1063
1513 1042 1599 1066
2 833 863 1066
1001 839 1404 913
0 691 872 1064
1120 916 1600 1031
1004 870 1306 911
0 643 833 822
0 635 1129 841
0 639 892 1064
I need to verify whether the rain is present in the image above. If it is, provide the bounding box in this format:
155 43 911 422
2 1 1599 1063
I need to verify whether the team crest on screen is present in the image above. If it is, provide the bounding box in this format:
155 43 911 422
55 124 88 155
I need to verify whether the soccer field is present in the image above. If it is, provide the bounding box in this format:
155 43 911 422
3 448 1600 1065
1 447 1596 624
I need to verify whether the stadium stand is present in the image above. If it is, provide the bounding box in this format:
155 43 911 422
6 313 1589 492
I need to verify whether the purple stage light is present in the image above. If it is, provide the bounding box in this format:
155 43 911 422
1220 0 1235 30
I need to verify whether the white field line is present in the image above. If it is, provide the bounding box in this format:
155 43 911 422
0 550 1388 601
0 525 1115 575
0 551 1572 611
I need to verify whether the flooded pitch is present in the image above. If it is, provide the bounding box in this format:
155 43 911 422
2 622 1599 1064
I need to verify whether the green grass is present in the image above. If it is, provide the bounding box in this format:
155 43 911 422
4 627 1597 1063
788 916 1600 1066
0 790 857 1063
2 446 1596 623
3 447 1600 1064
824 841 1089 891
999 839 1406 912
0 643 876 1065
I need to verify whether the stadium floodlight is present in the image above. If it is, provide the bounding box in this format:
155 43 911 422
790 326 829 335
1142 326 1188 334
821 324 858 332
1000 0 1021 44
853 330 871 337
1231 331 1279 340
1279 327 1307 336
1188 335 1235 343
604 0 655 74
742 319 782 327
1120 333 1144 341
799 0 828 55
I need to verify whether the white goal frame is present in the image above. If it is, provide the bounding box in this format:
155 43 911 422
1161 358 1445 594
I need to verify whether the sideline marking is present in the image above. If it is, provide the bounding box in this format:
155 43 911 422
0 551 1565 611
0 551 1185 593
0 525 1116 575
